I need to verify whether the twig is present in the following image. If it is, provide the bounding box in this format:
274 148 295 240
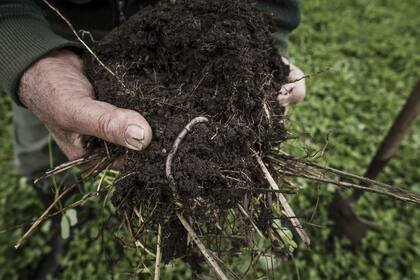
277 169 420 204
284 67 331 85
273 152 413 194
235 186 298 194
237 204 264 239
270 155 420 204
134 240 156 258
14 156 118 247
2 170 133 235
177 213 228 280
42 0 128 91
243 251 264 278
34 153 101 184
15 184 76 249
154 225 162 280
96 166 110 195
255 154 311 246
211 252 242 280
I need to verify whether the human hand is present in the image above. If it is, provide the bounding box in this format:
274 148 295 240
18 49 152 161
277 57 306 114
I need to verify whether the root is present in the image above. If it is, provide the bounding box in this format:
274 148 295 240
255 153 311 246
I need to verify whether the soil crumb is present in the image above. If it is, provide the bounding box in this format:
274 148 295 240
85 0 289 263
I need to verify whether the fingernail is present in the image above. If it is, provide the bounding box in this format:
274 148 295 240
124 124 145 150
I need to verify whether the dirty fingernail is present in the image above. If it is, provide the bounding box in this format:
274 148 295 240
124 124 145 150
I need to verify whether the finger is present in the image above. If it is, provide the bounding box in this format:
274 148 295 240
61 97 153 151
277 80 305 107
52 132 87 161
278 59 306 107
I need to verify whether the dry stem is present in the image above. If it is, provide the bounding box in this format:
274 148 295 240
270 154 420 204
42 0 128 91
15 184 76 249
177 213 228 280
15 158 116 249
154 225 162 280
34 153 101 184
237 204 265 239
255 154 311 246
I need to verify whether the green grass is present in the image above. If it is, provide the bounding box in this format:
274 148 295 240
0 0 419 279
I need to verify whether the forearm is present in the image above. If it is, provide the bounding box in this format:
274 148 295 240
0 0 81 105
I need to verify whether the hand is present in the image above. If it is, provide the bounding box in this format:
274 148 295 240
18 49 152 161
277 57 306 114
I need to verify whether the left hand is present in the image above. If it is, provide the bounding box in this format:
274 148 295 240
277 57 306 114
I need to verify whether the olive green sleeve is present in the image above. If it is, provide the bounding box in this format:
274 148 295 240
257 0 301 57
0 0 81 105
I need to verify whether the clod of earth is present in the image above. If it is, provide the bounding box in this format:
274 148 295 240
84 0 290 267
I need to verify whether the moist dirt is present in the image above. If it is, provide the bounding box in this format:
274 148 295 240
84 0 289 263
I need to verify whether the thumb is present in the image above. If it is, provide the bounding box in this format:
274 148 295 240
65 97 152 150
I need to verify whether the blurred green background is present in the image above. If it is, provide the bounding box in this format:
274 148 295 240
0 0 419 279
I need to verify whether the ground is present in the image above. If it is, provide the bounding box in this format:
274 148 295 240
0 0 419 279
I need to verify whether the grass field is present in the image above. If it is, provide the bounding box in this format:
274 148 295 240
0 0 419 279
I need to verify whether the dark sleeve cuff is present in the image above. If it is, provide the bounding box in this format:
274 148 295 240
257 0 301 31
272 29 289 57
257 0 301 56
0 1 82 106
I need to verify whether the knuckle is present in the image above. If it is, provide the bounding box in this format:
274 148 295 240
98 108 123 142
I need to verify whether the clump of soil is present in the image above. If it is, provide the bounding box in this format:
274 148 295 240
85 0 289 263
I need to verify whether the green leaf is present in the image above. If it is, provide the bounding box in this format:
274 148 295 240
60 216 70 240
41 219 51 233
66 209 78 227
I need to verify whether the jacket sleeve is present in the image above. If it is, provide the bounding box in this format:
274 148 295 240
257 0 301 57
0 0 81 105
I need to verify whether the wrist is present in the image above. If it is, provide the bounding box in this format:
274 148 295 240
41 49 83 69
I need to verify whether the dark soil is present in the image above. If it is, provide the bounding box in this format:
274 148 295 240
84 0 289 263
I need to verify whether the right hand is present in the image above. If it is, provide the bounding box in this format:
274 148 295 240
18 49 152 161
277 57 306 115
